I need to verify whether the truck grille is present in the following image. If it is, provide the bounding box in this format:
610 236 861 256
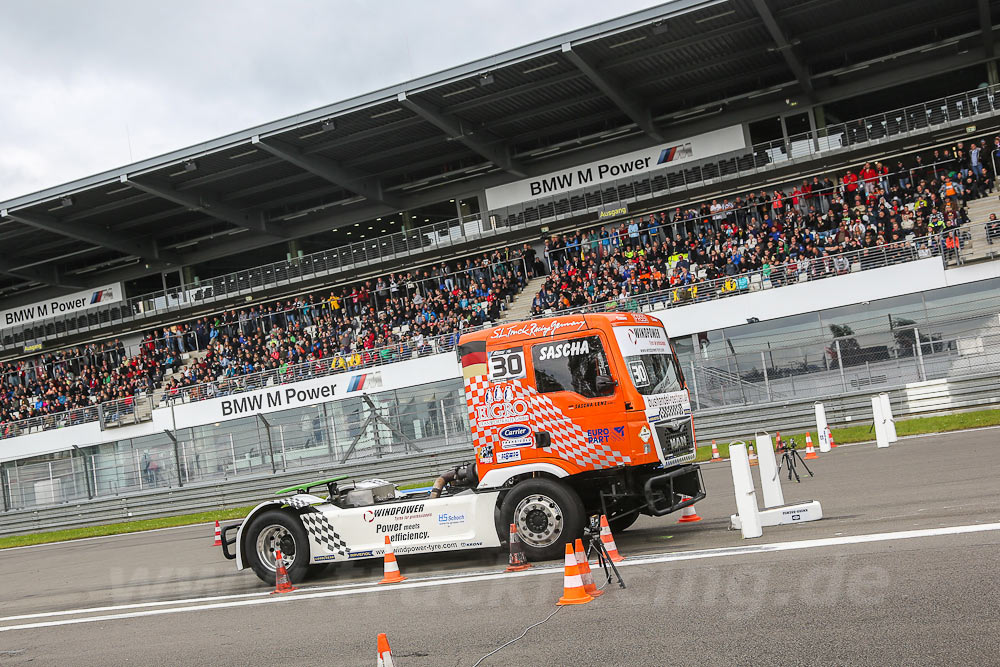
655 419 696 466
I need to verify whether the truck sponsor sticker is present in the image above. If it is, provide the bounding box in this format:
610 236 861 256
496 450 522 463
499 424 533 449
489 318 586 340
488 348 526 381
437 512 467 526
475 398 530 427
586 427 624 444
479 444 494 464
536 339 590 360
644 392 692 418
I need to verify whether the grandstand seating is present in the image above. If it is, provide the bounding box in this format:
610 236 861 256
0 133 997 434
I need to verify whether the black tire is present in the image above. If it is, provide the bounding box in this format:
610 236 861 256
244 509 311 585
609 510 641 533
499 478 585 562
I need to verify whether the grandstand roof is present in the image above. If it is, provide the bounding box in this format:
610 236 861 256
1 0 996 305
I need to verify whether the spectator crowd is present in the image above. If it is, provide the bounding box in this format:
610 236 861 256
1 135 997 432
532 136 994 314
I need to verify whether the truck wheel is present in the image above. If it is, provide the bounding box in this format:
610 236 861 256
609 511 640 533
245 509 310 585
500 478 584 561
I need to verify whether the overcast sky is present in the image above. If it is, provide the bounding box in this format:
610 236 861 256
0 0 665 203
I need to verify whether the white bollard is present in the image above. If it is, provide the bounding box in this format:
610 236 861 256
815 402 831 453
729 442 762 539
872 395 890 448
755 432 784 509
879 392 898 442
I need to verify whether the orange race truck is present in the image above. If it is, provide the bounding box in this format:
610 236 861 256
224 312 705 583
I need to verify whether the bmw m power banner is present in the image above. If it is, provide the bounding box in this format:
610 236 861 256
484 125 746 209
1 283 124 330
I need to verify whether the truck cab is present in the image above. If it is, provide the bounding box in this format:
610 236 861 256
457 312 705 557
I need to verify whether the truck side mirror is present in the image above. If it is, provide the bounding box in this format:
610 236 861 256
534 431 551 449
595 375 616 395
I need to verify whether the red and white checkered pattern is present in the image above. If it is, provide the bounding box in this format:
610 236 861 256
464 375 630 472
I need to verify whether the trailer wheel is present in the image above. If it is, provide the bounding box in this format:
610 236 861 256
500 478 584 561
245 509 311 585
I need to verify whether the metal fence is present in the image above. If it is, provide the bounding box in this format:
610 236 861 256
686 312 1000 410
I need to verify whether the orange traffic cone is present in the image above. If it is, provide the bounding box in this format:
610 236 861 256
598 515 625 562
505 523 532 572
271 548 297 594
749 445 759 466
376 632 395 667
804 432 818 460
557 543 594 606
677 495 702 523
827 426 837 448
213 520 222 547
574 538 603 598
711 440 723 462
378 536 407 584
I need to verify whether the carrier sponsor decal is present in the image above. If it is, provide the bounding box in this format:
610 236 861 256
499 424 533 449
465 375 631 472
496 450 522 463
489 318 586 341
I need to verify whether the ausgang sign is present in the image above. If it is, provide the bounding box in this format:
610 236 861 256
484 125 746 210
0 283 123 330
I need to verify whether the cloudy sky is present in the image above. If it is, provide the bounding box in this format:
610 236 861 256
0 0 665 203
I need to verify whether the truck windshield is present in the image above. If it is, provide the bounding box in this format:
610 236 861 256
624 353 682 395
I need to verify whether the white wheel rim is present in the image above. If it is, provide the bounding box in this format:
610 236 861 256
513 494 564 548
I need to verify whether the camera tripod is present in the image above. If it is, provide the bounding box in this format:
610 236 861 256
777 437 814 483
584 516 626 590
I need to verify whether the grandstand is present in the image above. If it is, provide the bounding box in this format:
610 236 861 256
3 0 1000 511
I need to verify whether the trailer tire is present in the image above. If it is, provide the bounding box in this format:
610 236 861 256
500 478 585 561
245 509 311 585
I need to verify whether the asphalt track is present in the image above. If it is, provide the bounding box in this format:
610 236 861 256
2 429 999 665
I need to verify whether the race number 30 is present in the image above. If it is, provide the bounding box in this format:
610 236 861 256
488 348 526 380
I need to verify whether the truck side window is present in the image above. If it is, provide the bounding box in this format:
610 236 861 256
531 335 614 398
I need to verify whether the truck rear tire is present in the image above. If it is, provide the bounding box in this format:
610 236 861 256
244 509 311 585
500 478 585 562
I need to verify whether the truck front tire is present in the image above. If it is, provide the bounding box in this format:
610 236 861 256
500 478 585 561
244 509 311 585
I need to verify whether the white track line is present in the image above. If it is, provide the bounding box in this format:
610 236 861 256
3 521 998 633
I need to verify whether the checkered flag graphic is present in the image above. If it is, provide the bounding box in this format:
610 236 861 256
299 510 349 556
